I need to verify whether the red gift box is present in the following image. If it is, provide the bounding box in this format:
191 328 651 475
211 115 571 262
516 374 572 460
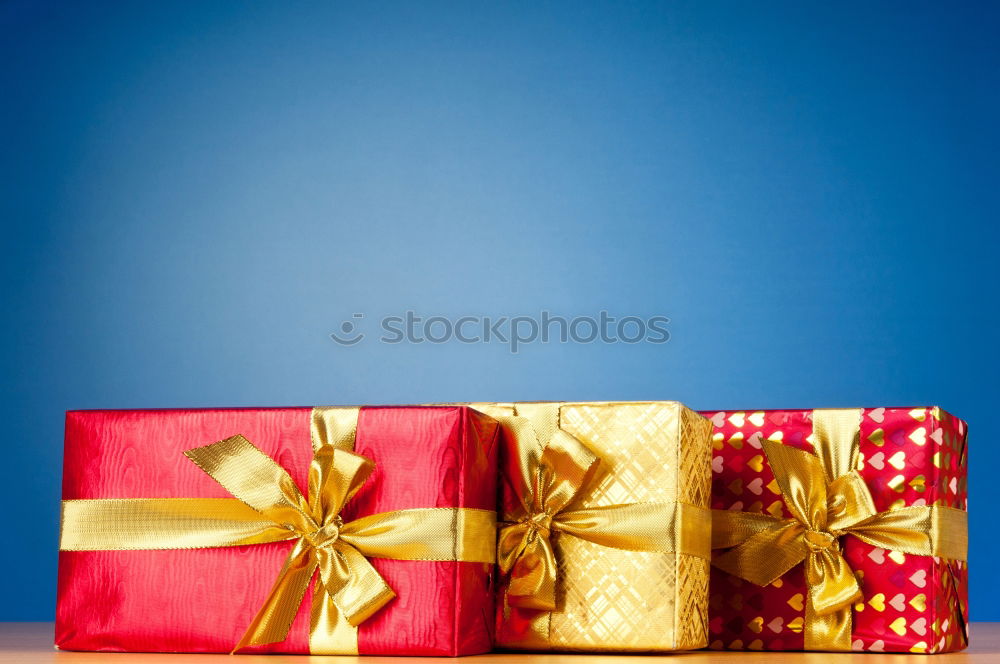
56 406 499 655
701 407 968 653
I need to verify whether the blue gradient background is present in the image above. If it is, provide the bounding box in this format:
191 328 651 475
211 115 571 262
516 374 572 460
3 1 998 620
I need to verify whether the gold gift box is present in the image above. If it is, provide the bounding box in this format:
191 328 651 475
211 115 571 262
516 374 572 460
471 401 713 652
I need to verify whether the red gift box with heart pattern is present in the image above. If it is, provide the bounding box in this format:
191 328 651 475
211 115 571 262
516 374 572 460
701 407 968 653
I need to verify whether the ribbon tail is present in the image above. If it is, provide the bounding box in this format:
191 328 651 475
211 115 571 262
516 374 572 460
309 568 360 655
711 508 785 549
323 544 395 627
801 549 859 652
234 539 316 653
804 599 853 651
506 533 559 611
712 519 807 587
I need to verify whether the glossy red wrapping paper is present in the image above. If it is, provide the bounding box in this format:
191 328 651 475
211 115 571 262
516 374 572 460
700 407 968 653
55 406 499 655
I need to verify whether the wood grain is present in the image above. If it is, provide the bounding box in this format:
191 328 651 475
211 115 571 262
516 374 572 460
2 623 997 663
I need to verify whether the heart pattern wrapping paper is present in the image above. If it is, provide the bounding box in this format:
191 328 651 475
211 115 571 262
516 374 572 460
701 406 968 653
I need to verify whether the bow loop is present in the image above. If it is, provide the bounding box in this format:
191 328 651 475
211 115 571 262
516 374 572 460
308 445 374 526
499 415 599 518
760 439 829 531
497 416 598 611
184 435 317 536
497 522 531 573
805 545 863 615
826 471 877 532
534 428 601 516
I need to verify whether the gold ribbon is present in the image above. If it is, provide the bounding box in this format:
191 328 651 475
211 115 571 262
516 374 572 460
711 408 968 651
494 404 710 612
60 407 496 654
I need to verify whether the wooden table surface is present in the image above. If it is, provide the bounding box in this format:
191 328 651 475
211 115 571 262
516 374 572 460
0 623 996 663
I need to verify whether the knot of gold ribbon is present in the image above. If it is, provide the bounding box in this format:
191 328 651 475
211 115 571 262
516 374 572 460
711 409 968 651
60 408 496 654
497 413 710 612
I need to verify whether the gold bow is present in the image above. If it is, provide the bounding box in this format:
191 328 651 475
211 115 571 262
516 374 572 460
496 412 710 612
712 409 968 651
60 408 496 654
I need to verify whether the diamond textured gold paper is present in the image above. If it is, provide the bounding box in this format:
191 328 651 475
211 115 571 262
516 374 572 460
477 401 713 652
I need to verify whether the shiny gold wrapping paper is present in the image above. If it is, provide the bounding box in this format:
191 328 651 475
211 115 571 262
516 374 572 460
471 401 713 652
